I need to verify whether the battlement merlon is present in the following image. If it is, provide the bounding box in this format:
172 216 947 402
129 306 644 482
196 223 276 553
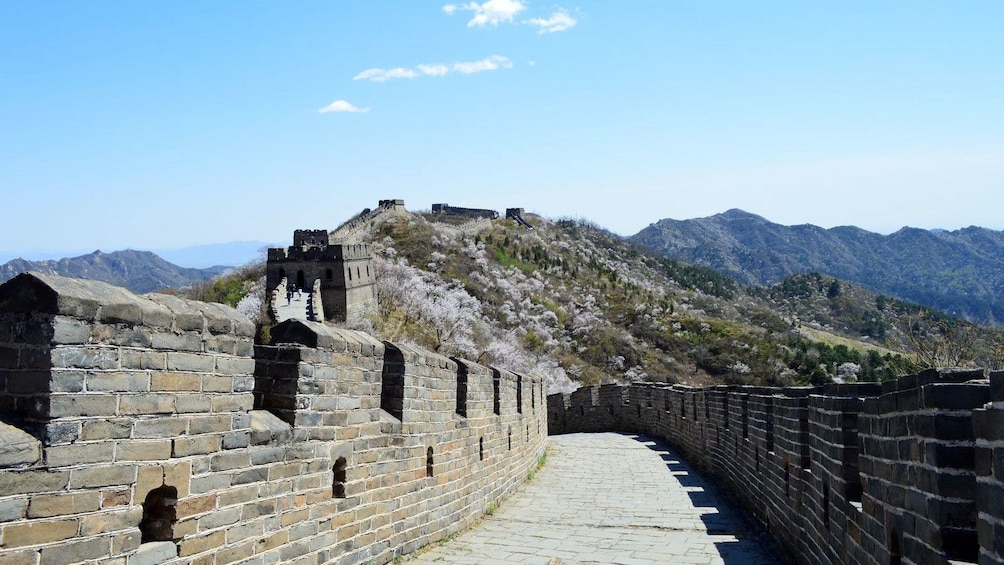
293 229 330 249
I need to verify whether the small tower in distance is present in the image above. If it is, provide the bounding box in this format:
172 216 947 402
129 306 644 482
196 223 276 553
266 230 377 324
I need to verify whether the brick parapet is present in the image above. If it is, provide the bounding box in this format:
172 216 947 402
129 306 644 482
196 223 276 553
549 369 999 565
0 273 547 565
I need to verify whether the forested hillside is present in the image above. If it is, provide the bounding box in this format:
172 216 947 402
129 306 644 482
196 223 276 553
198 211 1003 393
631 209 1004 324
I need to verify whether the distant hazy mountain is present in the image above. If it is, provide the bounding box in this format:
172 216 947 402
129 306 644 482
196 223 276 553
0 250 230 294
152 240 274 269
631 209 1004 324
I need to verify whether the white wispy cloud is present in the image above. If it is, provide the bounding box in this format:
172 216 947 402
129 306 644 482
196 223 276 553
527 9 577 34
318 100 369 114
450 0 526 28
418 64 450 77
452 55 513 74
353 67 419 82
353 56 513 82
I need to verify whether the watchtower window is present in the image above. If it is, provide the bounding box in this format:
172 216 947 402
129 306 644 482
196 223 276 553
326 268 333 280
140 485 178 543
332 457 347 498
366 265 370 277
356 266 361 279
348 268 352 281
426 447 434 477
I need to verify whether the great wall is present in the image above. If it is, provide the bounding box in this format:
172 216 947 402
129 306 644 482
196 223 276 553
2 199 1004 564
547 373 1004 565
0 273 546 565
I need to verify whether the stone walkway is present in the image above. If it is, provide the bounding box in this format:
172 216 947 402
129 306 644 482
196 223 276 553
406 433 785 565
274 291 309 322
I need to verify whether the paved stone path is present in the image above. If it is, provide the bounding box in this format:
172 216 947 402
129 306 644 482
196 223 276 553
274 290 309 322
406 432 784 565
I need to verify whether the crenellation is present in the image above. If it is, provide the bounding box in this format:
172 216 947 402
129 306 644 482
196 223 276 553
0 273 546 564
549 368 1004 565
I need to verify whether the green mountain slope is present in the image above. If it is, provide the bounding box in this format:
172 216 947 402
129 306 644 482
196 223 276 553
631 210 1004 324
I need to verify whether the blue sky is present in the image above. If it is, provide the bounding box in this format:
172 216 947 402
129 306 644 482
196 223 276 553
2 1 1003 260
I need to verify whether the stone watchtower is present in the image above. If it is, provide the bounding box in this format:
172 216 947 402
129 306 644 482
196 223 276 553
266 229 377 324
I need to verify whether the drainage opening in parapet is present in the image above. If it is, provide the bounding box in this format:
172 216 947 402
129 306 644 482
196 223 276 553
783 457 791 497
332 457 347 498
492 369 501 415
140 485 179 543
479 437 484 461
381 343 405 421
426 446 434 477
822 481 830 529
508 428 512 451
889 529 901 565
516 374 523 414
452 357 468 418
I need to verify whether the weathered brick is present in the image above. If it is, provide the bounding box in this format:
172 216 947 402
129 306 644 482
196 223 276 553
133 417 188 439
46 443 115 468
0 497 28 522
115 440 172 462
38 536 109 565
0 471 69 496
51 318 90 345
198 505 241 530
0 548 39 565
85 371 149 392
48 394 117 418
2 518 78 547
118 394 176 415
188 415 231 435
43 422 79 446
129 541 176 565
81 418 132 441
150 371 200 391
202 375 234 393
150 332 203 352
215 357 254 376
69 465 136 489
111 530 142 554
222 431 250 450
173 435 221 457
51 347 119 370
164 461 192 498
175 395 213 413
212 394 252 413
119 350 166 370
27 491 101 518
78 506 143 535
178 530 225 557
167 352 215 373
215 540 254 565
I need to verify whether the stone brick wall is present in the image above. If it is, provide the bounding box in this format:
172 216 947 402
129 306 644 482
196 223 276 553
0 273 547 565
549 369 1004 565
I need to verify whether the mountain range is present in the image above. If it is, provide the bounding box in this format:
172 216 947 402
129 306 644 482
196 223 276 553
0 250 231 294
631 209 1004 324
